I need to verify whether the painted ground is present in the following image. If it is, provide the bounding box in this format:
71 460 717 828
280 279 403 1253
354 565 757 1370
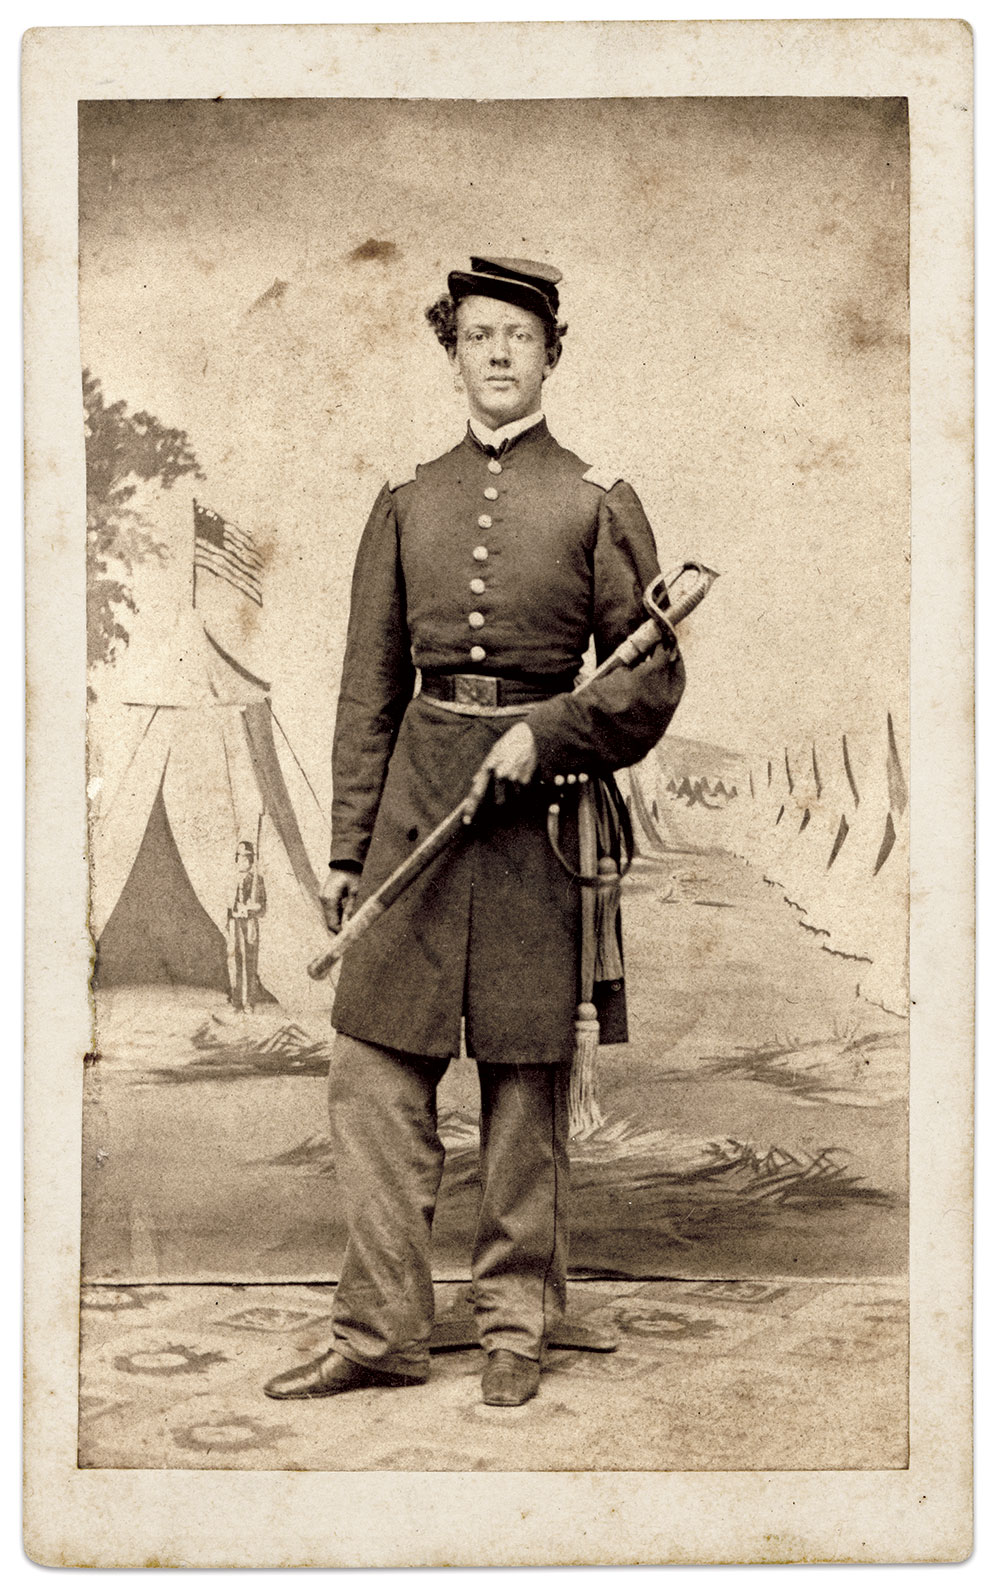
83 846 907 1284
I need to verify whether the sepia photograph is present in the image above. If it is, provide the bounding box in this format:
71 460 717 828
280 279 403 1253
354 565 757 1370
79 90 913 1472
23 19 973 1567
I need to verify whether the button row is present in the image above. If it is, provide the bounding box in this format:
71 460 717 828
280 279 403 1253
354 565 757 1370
471 475 494 657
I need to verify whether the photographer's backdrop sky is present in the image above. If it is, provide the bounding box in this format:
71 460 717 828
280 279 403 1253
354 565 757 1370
80 96 909 797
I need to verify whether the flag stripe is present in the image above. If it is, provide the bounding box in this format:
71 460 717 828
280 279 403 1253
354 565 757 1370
195 533 263 578
193 501 266 607
195 547 262 597
193 519 264 570
203 521 264 565
195 564 262 609
223 522 262 557
195 549 263 605
194 542 263 589
194 559 262 606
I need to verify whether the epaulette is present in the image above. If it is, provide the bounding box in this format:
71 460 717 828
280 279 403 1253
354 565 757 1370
582 463 623 492
386 464 418 493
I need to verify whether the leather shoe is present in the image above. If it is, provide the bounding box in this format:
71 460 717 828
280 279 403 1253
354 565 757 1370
264 1349 426 1400
481 1349 540 1407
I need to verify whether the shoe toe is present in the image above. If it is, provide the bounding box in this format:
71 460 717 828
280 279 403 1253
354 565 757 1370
481 1351 540 1407
264 1351 426 1399
263 1350 357 1399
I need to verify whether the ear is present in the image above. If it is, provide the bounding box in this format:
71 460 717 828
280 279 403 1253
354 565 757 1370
543 347 560 377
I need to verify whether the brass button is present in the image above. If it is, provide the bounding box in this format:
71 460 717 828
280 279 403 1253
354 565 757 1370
483 486 499 500
487 459 502 475
472 545 489 561
469 644 486 662
477 514 493 529
468 611 485 629
470 578 485 594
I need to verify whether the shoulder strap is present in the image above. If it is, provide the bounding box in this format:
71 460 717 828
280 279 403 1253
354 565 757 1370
582 462 623 492
386 464 418 493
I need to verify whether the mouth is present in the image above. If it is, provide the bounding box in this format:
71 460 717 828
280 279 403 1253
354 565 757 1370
486 376 516 384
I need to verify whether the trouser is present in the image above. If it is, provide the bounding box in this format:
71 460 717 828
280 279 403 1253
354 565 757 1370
327 1034 570 1379
226 917 260 1010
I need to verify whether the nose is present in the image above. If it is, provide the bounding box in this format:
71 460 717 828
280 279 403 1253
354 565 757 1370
489 334 512 365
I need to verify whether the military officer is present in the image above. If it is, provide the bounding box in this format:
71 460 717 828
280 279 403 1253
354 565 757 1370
265 256 685 1407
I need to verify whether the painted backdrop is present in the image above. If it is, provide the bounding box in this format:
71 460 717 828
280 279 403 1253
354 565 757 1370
80 96 909 1286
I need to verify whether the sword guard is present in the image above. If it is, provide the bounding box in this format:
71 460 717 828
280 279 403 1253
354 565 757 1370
646 561 720 635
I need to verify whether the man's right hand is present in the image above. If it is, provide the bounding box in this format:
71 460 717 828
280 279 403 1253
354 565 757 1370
320 868 361 935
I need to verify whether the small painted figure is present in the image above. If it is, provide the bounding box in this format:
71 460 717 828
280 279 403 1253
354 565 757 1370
226 840 267 1013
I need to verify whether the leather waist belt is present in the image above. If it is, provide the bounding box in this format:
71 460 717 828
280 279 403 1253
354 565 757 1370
420 670 574 716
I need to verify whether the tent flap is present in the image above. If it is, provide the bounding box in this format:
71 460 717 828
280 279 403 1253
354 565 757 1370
242 701 322 908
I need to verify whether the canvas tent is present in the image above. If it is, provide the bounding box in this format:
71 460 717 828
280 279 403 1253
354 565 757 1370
621 734 746 857
90 618 332 1019
622 719 908 1017
738 715 909 1016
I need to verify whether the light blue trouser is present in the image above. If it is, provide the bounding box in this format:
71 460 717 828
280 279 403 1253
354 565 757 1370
327 1035 570 1378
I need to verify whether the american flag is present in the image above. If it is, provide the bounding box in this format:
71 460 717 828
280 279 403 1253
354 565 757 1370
193 500 264 607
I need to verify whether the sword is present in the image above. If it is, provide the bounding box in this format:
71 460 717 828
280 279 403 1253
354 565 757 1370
307 561 718 981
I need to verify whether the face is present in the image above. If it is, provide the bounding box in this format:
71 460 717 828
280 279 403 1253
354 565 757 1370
236 852 251 872
450 295 556 428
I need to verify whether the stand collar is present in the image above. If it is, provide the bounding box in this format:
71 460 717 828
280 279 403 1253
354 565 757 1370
468 410 545 451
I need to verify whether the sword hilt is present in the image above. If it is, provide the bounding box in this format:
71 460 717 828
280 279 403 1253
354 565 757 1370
646 561 720 631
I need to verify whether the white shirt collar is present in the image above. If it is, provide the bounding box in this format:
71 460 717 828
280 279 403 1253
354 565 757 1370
468 410 545 450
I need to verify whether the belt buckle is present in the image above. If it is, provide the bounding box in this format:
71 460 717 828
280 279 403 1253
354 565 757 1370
455 674 498 708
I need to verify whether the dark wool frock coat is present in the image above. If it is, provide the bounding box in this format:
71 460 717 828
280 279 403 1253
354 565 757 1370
329 419 685 1065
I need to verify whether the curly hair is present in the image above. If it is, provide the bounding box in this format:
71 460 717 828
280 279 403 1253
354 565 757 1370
425 294 567 364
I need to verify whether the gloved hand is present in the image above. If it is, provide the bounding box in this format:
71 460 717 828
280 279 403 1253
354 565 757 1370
462 722 539 819
486 721 539 784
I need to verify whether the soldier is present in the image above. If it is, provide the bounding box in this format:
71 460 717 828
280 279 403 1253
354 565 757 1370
226 840 266 1013
265 256 686 1407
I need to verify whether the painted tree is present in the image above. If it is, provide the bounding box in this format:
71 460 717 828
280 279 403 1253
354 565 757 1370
84 369 202 671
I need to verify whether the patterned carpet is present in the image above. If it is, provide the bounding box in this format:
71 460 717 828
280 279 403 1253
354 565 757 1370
79 1277 908 1472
